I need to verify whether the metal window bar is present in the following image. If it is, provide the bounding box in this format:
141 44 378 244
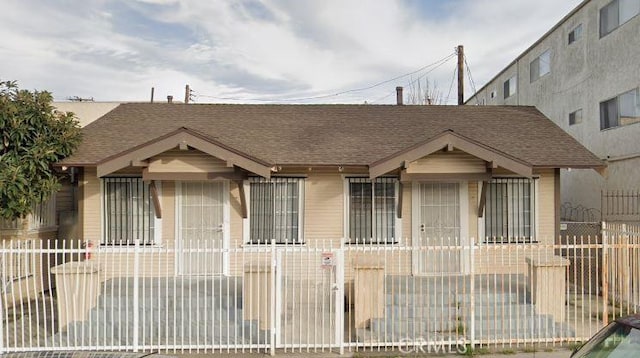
348 177 396 244
485 178 536 243
103 177 155 245
249 177 302 244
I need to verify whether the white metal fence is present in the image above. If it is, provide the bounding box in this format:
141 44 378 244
1 227 639 354
0 198 57 231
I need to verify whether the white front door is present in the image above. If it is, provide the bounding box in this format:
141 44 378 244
413 182 468 275
177 181 229 275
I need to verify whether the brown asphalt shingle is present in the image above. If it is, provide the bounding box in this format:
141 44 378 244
61 103 603 169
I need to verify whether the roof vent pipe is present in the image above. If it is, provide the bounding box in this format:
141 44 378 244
396 86 403 105
167 95 173 103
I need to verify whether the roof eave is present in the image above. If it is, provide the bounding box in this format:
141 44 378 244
369 130 534 179
95 127 273 178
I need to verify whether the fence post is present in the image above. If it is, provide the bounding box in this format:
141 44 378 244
468 238 476 350
270 239 277 356
132 239 140 352
621 224 630 305
335 244 345 355
0 241 5 354
601 222 609 325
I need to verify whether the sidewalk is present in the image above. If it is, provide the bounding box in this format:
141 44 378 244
173 347 573 357
0 349 573 358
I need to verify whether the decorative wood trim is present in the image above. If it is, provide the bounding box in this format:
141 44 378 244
369 130 533 179
400 171 491 182
554 168 560 240
97 128 272 178
141 169 247 182
149 181 162 219
236 180 248 219
397 182 403 219
478 180 488 218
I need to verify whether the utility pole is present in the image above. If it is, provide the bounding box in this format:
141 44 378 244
150 87 155 103
184 84 190 104
457 45 464 105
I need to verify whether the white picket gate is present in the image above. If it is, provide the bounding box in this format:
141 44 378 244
1 227 640 355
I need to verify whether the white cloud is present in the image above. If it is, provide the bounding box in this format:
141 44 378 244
0 0 583 103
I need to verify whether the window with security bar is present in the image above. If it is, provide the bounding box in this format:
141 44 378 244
348 177 397 243
484 177 536 243
249 177 303 244
102 177 156 245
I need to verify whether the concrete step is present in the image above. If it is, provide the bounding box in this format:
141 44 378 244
369 318 462 334
384 306 460 320
96 294 244 309
59 318 264 346
88 306 245 323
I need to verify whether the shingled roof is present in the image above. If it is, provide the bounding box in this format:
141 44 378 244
61 103 604 172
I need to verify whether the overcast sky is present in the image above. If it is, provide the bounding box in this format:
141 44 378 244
1 0 583 104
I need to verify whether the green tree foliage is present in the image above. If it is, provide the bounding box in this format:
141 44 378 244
0 80 81 219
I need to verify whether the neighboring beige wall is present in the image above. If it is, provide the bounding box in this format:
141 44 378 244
53 102 120 127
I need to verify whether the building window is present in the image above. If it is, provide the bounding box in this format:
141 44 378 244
569 109 583 125
568 24 583 44
503 75 517 99
248 177 303 244
490 90 496 99
347 177 397 244
600 0 640 37
484 178 536 243
102 177 157 245
530 50 551 83
600 88 640 130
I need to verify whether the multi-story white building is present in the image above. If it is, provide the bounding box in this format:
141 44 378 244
467 0 640 215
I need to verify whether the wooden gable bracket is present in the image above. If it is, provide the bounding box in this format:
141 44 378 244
478 180 488 218
131 160 149 167
149 180 162 219
397 182 403 219
235 180 248 219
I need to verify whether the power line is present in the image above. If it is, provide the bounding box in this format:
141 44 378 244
464 55 480 104
370 53 456 104
446 65 457 105
195 52 457 103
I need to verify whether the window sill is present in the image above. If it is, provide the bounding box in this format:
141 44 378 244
481 240 539 245
241 242 307 247
344 241 400 246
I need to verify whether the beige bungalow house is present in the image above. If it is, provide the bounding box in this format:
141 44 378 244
54 103 605 277
0 102 610 351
